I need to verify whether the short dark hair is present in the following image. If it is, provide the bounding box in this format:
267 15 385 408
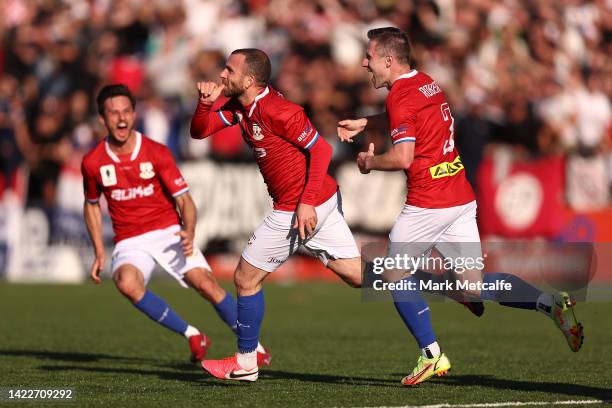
231 48 271 86
367 27 412 66
96 84 136 115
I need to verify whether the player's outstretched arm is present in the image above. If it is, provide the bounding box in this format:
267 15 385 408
190 81 229 139
337 113 389 143
357 141 414 174
174 192 197 257
83 201 105 284
337 118 367 143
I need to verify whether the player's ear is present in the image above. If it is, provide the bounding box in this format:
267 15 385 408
245 74 255 89
98 114 106 126
385 56 392 68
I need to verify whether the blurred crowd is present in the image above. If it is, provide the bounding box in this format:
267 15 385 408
0 0 611 211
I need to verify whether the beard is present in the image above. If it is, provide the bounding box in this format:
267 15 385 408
223 83 243 98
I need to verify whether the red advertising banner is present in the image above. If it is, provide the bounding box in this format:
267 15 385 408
477 156 565 239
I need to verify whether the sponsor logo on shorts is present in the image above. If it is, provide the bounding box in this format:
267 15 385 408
429 156 464 179
267 257 284 264
111 183 154 201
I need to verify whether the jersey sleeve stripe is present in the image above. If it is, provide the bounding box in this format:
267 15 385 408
305 131 320 149
393 136 416 144
217 110 232 126
172 187 190 197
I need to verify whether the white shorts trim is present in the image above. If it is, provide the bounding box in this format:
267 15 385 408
241 192 360 272
111 224 211 288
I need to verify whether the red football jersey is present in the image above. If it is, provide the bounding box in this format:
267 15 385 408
192 87 337 211
81 132 188 243
386 70 475 208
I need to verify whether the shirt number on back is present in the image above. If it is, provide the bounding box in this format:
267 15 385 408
440 103 455 155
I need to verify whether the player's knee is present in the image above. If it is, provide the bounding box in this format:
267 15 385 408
113 274 144 302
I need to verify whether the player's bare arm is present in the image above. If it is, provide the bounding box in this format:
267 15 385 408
337 113 389 143
83 201 105 284
174 192 197 257
197 81 225 105
358 141 414 174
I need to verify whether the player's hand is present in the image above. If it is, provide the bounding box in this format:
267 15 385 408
90 253 105 284
357 142 375 174
197 81 225 104
293 203 317 240
337 118 367 143
175 229 195 257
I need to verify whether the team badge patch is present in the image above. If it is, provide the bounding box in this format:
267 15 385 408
100 164 117 186
253 123 264 141
139 162 155 179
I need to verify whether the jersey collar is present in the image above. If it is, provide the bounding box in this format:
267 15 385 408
105 131 142 163
392 70 418 85
248 86 270 118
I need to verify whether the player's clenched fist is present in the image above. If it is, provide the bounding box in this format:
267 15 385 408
197 81 225 104
357 142 375 174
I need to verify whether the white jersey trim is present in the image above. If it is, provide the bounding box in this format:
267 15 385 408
172 187 190 197
394 70 418 83
104 131 142 163
248 87 270 118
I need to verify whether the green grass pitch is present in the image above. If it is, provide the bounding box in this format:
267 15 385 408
1 281 611 407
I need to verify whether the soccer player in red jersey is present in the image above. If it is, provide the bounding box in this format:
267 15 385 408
190 49 362 381
82 84 270 365
338 27 583 385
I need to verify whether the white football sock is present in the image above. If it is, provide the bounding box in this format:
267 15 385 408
422 341 441 359
256 342 266 353
237 351 257 369
184 325 200 338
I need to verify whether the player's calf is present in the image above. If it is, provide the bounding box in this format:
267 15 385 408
327 257 362 288
184 267 226 304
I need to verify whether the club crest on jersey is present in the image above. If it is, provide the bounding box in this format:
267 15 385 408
252 123 264 141
139 162 155 179
100 164 117 186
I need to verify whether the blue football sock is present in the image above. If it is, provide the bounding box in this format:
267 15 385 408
391 279 437 348
481 272 542 310
237 290 265 353
214 292 238 333
134 290 188 335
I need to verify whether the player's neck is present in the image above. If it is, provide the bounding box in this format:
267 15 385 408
238 86 266 107
389 66 414 88
108 130 137 155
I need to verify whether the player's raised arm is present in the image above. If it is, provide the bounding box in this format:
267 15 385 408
189 81 231 139
337 113 389 143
